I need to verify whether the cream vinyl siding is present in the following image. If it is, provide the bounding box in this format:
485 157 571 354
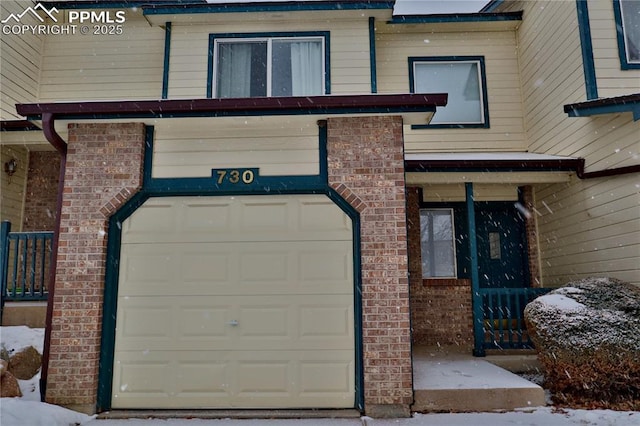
167 16 370 98
38 12 165 101
589 0 640 97
0 146 28 230
112 195 355 409
375 27 526 153
507 0 640 287
535 174 639 287
0 1 43 120
152 117 319 178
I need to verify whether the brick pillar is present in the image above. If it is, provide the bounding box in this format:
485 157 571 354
327 116 412 417
521 185 542 287
45 123 146 413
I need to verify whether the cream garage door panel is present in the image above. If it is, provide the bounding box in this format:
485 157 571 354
118 241 353 297
115 295 353 351
113 195 355 409
121 196 352 243
112 350 354 409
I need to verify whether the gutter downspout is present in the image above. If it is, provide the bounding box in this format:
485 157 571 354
39 112 67 402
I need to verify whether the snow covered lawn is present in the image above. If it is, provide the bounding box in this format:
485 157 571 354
1 326 638 426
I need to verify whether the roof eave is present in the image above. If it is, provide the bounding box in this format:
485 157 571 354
16 94 448 123
564 93 640 121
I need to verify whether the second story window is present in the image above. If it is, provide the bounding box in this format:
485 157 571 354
615 0 640 68
409 56 489 128
210 33 328 98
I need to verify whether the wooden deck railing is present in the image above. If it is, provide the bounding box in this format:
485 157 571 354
0 221 53 322
475 287 552 355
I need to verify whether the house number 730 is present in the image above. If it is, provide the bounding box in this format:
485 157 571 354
214 169 255 185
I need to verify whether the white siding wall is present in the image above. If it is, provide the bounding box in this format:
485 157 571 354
376 26 526 153
0 0 43 120
152 117 319 178
511 0 640 286
535 174 639 287
38 11 165 101
589 0 640 98
167 16 371 98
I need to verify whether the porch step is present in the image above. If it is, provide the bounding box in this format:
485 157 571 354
412 347 545 413
1 301 47 328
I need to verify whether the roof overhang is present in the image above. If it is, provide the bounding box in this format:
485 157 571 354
0 120 41 132
16 93 448 125
564 93 640 121
388 11 522 25
405 152 584 184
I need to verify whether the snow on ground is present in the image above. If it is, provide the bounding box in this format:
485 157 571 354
1 326 639 426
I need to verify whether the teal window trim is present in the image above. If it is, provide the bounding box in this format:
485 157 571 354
369 17 377 93
576 0 599 99
161 22 171 99
409 56 490 129
207 31 331 99
613 0 640 69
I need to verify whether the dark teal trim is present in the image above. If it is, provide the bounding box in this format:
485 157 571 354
369 17 377 94
565 101 640 120
325 187 363 411
613 0 640 69
143 1 394 15
207 31 331 98
409 56 490 129
142 126 154 187
97 191 149 412
318 120 328 180
161 22 171 99
576 0 599 100
389 11 522 24
465 183 483 357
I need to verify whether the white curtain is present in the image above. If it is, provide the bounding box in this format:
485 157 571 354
217 43 252 98
290 41 322 96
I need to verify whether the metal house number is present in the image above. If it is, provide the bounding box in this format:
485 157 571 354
213 168 256 185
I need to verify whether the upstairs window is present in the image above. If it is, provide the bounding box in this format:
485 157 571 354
615 0 640 68
209 33 328 98
420 209 457 278
409 56 489 128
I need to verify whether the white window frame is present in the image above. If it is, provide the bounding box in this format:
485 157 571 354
212 36 326 98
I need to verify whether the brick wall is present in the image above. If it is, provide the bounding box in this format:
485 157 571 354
22 151 61 231
521 185 542 287
327 116 412 417
406 187 474 350
45 123 146 413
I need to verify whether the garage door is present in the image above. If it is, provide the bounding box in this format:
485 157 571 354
111 195 355 409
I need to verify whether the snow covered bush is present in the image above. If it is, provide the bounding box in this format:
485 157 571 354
524 277 640 410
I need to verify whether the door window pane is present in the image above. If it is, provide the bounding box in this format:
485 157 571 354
420 209 456 278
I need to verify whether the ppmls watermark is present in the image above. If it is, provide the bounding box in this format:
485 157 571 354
1 3 126 36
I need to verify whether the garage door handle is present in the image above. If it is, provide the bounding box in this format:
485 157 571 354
227 320 239 326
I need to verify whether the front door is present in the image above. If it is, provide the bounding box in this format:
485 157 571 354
475 204 528 289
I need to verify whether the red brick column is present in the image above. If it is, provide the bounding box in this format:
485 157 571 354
45 123 146 413
327 116 411 417
521 185 542 287
23 151 61 232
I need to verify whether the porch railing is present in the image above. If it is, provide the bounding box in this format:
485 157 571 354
475 287 553 354
0 221 53 322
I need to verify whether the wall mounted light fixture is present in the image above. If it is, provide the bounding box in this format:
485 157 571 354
4 158 17 183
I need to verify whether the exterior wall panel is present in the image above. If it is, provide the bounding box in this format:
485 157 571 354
0 0 43 120
38 13 165 101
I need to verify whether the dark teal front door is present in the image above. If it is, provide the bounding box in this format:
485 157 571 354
475 204 528 289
